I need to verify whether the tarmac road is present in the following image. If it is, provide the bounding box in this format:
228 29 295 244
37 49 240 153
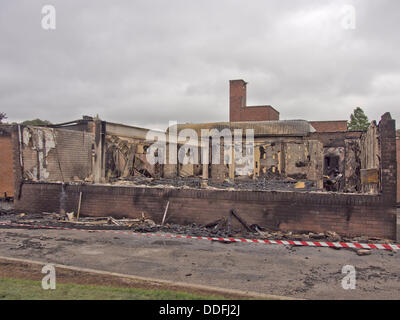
0 225 400 300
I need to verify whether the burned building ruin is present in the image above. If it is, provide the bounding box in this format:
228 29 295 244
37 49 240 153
0 80 398 239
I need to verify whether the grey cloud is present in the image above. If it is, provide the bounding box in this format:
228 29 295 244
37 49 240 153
0 0 399 130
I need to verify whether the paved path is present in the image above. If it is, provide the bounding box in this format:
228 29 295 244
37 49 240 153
0 225 399 299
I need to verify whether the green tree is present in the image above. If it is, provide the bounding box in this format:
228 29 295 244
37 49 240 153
21 118 52 126
348 107 370 131
0 112 7 123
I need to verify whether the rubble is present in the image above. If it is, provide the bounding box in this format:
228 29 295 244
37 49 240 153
107 176 320 192
0 211 397 246
324 231 341 242
309 233 326 240
0 208 15 216
66 212 75 222
357 249 372 256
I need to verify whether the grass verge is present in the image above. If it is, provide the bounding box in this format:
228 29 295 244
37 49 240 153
0 278 226 300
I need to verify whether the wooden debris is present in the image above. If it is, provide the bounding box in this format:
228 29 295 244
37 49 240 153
161 201 169 226
252 224 265 236
77 192 83 221
108 217 122 226
230 209 253 232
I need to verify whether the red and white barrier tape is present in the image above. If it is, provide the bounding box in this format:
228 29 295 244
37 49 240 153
0 221 398 251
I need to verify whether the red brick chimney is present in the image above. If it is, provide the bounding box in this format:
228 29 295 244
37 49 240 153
229 80 247 122
229 79 279 122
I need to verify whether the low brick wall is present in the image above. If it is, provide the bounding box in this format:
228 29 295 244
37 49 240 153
0 128 15 198
396 135 400 204
14 182 397 239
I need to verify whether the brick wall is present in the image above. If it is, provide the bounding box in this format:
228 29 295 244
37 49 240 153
310 121 348 132
0 127 14 197
14 182 396 239
396 130 400 204
378 113 397 205
229 80 279 122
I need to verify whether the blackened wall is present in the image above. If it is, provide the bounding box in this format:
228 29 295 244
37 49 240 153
15 182 396 239
378 113 397 205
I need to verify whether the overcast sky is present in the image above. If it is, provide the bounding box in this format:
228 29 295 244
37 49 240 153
0 0 399 130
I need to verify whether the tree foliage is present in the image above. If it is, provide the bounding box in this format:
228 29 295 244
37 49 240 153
21 119 52 126
0 112 7 123
348 107 370 131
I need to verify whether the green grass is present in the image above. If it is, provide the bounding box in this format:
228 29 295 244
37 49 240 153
0 278 226 300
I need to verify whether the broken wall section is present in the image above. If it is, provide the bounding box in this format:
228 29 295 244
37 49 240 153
283 140 323 186
396 129 400 204
104 135 201 181
105 135 163 180
103 130 326 191
377 113 397 204
21 126 94 182
0 125 15 198
360 122 380 194
252 139 323 188
344 139 361 193
307 131 363 193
